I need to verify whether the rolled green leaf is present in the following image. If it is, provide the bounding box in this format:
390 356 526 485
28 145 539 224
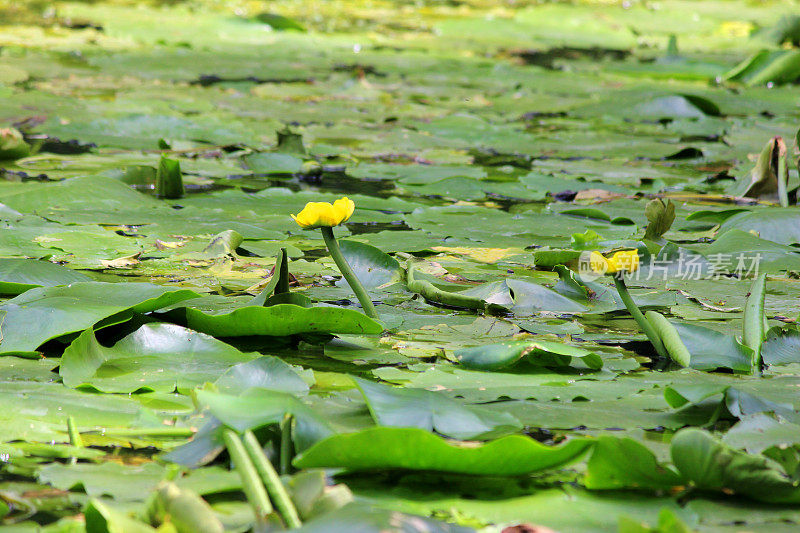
67 415 82 466
222 429 273 521
645 311 691 367
156 156 184 199
276 247 290 295
243 430 302 529
643 198 676 243
67 416 82 448
778 151 790 208
406 264 493 311
151 482 224 533
743 273 767 375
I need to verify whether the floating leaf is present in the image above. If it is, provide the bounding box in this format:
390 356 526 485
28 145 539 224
84 499 157 533
354 377 522 440
182 304 383 337
724 49 800 87
254 13 307 32
0 258 91 295
197 388 334 451
0 282 199 356
294 426 592 475
148 482 225 533
454 339 603 371
214 356 310 395
671 428 800 503
294 504 472 533
762 326 800 366
584 436 682 491
338 240 403 289
60 323 257 393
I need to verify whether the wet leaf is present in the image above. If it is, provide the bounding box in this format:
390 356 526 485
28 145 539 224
182 304 384 337
354 377 522 440
454 340 603 371
294 427 592 475
60 323 257 393
0 258 91 295
0 282 199 356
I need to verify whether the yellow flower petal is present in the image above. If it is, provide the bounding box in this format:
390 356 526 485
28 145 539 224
606 250 640 274
588 251 609 275
332 197 355 223
291 197 355 229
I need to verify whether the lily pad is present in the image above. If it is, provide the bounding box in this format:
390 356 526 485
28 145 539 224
60 323 257 393
454 339 603 371
354 377 522 440
182 304 384 337
0 258 91 295
294 426 592 475
0 282 199 356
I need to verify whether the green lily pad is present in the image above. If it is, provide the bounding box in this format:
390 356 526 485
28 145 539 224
338 240 403 290
354 377 522 440
0 282 200 356
293 426 592 475
197 388 334 451
60 323 257 393
672 428 800 503
454 339 603 371
294 503 474 533
0 258 91 295
182 304 384 337
584 436 682 491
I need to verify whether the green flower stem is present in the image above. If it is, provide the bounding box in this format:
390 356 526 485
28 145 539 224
67 416 82 447
279 414 293 475
243 430 302 529
320 226 378 318
778 153 789 208
222 429 273 522
613 276 668 359
67 416 82 466
84 427 195 438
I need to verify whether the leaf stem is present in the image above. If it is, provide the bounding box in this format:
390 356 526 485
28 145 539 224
279 414 293 475
613 276 668 359
778 153 789 208
222 428 273 523
243 430 302 529
67 416 82 466
320 226 378 318
743 273 767 376
84 427 195 438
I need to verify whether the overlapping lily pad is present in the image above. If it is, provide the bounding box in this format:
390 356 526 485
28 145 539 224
4 0 800 531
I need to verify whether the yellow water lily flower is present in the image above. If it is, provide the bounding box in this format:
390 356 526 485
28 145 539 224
589 250 640 275
291 197 355 229
608 250 640 273
588 251 609 275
